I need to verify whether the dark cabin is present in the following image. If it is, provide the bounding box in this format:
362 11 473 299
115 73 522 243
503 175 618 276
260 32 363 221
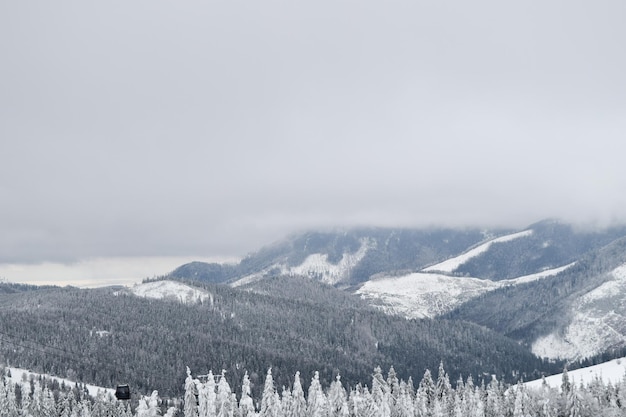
115 384 131 400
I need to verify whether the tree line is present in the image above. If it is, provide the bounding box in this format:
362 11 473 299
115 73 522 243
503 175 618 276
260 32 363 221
3 362 626 417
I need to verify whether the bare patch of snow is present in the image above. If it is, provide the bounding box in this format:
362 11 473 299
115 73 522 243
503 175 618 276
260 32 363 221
358 262 574 319
6 367 115 398
525 357 626 392
288 238 373 285
130 280 213 305
231 238 374 287
508 263 575 285
357 273 500 318
423 230 533 273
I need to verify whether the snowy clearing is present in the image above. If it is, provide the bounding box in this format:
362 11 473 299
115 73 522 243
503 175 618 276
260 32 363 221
524 357 626 391
130 280 213 305
358 263 573 319
423 230 533 273
6 367 115 397
357 273 500 318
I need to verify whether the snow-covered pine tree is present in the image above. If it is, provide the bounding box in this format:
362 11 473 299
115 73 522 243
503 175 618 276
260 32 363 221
259 368 279 417
416 369 436 416
280 386 292 417
484 377 504 417
395 381 414 417
199 370 217 417
307 371 328 417
288 371 306 417
147 390 162 416
238 372 255 417
328 374 348 417
184 367 199 417
370 367 389 417
216 371 233 417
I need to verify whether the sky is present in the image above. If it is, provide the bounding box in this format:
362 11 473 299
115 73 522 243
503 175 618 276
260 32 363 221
1 1 625 286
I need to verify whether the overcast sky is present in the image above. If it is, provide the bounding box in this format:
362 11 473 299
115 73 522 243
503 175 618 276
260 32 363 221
1 1 625 285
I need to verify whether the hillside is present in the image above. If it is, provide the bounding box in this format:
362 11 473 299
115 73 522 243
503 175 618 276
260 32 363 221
0 279 562 400
168 220 626 361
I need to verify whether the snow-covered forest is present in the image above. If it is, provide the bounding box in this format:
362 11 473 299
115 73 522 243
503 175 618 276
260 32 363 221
3 363 626 417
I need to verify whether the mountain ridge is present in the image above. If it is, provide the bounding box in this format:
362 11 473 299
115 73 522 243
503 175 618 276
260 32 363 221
167 219 626 361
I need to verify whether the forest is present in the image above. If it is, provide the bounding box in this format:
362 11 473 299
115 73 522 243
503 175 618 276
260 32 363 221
0 278 562 399
2 361 625 417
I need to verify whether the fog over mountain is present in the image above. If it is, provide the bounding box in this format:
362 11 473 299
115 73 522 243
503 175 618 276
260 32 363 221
1 2 625 285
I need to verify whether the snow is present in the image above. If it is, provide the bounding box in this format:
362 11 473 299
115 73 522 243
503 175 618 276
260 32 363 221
288 238 373 285
130 280 213 305
6 367 115 397
423 230 533 273
232 238 373 287
508 262 575 285
357 273 501 318
357 263 574 319
532 264 626 360
524 357 626 391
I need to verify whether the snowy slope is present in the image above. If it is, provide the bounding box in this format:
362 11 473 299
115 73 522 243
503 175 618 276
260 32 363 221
423 230 533 273
232 238 373 287
524 357 626 391
357 264 572 319
130 280 213 304
357 273 499 318
532 264 626 360
7 367 115 397
288 238 373 285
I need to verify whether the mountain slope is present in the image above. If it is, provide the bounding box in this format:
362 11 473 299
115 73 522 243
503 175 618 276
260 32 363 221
0 279 562 400
445 236 626 360
167 220 626 361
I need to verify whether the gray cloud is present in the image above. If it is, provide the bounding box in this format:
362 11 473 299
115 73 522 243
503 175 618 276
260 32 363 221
1 1 625 264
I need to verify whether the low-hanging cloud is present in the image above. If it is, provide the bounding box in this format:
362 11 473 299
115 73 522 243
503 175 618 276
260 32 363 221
1 1 625 266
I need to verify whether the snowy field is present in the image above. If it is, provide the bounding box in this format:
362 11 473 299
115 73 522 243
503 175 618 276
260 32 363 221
6 367 115 397
525 357 626 391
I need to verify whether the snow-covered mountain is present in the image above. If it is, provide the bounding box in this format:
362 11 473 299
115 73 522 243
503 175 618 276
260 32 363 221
169 220 626 361
531 264 626 360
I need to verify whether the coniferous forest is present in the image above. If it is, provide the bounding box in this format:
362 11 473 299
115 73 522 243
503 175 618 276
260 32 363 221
3 361 626 416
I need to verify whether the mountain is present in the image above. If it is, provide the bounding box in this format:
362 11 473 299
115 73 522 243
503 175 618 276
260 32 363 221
0 279 562 400
168 220 626 361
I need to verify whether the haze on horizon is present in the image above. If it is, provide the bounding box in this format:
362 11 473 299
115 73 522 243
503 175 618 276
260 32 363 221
1 1 625 285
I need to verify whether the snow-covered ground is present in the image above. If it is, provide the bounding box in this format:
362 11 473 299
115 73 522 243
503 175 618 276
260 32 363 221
423 230 533 273
232 238 373 287
6 367 115 397
129 280 213 305
357 273 500 318
288 238 373 285
532 264 626 360
358 263 573 319
524 357 626 391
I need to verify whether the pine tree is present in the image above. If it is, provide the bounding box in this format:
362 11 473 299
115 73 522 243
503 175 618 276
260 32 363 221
307 371 328 417
216 371 233 417
147 390 162 416
328 375 348 417
184 367 199 417
288 371 306 417
386 367 400 417
371 367 389 417
199 371 217 417
259 368 279 417
417 369 436 414
238 372 255 417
